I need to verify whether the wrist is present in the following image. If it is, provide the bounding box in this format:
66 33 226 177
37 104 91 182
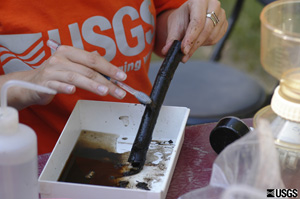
0 71 42 110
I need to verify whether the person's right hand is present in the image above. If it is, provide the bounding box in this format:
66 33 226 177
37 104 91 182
27 45 128 106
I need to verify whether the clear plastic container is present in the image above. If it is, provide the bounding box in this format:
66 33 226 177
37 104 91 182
260 0 300 79
253 68 300 188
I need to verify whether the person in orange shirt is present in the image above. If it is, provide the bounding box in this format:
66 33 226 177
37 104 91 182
0 0 227 154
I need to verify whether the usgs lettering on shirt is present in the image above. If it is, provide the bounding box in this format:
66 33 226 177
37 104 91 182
0 0 155 74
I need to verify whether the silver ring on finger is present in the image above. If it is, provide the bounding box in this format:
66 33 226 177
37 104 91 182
206 11 220 27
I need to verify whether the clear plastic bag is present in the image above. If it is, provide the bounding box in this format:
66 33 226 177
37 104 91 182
179 120 285 199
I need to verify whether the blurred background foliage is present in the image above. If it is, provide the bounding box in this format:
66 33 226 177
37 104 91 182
151 0 277 93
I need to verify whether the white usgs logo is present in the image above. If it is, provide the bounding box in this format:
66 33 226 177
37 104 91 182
0 0 155 74
59 0 155 62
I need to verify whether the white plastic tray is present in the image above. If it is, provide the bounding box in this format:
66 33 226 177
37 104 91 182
39 100 189 199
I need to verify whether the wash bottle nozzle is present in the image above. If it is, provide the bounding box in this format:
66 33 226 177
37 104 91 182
1 80 56 110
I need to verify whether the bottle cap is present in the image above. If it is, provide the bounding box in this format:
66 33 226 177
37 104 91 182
209 116 250 154
271 68 300 122
0 107 19 133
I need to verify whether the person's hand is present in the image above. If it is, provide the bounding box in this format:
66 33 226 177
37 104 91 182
161 0 228 62
28 45 127 105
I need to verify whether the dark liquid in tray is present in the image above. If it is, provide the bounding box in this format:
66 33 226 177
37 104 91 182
58 131 129 187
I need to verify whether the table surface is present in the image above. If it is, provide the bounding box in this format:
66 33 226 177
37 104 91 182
38 119 253 199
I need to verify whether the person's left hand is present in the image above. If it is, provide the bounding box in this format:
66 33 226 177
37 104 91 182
161 0 228 62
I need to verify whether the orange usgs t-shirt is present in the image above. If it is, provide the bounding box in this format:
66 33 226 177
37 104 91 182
0 0 186 154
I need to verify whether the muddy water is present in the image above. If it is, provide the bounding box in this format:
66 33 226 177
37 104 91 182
58 146 130 187
58 130 174 190
58 130 130 187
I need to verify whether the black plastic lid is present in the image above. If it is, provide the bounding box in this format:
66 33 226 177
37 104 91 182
209 116 250 154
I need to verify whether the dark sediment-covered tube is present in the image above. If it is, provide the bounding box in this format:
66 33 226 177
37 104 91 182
127 40 183 174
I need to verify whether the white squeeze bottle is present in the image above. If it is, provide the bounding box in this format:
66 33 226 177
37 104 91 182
0 80 56 199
